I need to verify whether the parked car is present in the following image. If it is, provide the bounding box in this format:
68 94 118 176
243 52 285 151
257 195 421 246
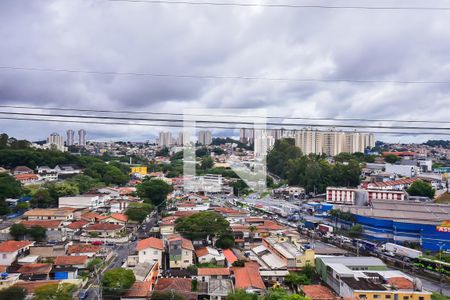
91 241 103 245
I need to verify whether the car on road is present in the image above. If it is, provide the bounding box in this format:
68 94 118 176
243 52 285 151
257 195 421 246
91 241 103 245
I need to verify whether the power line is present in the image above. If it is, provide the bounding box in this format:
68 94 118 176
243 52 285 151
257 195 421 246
1 65 450 85
103 0 450 11
1 116 450 135
1 104 450 125
1 110 450 131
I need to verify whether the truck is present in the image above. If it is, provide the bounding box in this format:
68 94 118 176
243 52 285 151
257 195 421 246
318 224 333 234
380 243 422 260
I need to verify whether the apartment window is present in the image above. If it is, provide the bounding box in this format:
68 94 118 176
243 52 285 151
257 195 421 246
385 295 391 299
418 297 424 300
403 297 409 300
2 254 6 259
374 295 380 299
359 295 367 300
143 251 146 255
184 260 189 263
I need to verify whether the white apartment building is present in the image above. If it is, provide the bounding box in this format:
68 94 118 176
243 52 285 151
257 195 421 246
198 130 212 145
46 133 66 152
158 131 172 148
58 195 101 209
295 129 375 156
136 237 164 267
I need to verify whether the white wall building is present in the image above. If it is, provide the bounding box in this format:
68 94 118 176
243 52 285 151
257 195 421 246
66 130 75 146
78 129 87 146
46 133 66 152
198 130 212 145
58 195 101 209
158 131 172 148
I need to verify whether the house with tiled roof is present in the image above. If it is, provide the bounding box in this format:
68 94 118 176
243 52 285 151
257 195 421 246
84 223 124 238
160 215 177 237
24 208 75 221
301 284 335 300
80 211 103 223
135 237 164 266
195 246 226 266
14 173 40 185
54 255 88 269
0 240 34 265
66 220 89 233
222 249 238 266
168 236 194 269
20 220 67 242
121 281 152 300
67 244 102 257
153 278 197 300
232 262 265 294
98 213 128 225
12 166 33 175
17 263 52 280
195 267 231 283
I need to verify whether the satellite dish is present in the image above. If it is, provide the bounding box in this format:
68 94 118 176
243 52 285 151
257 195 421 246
413 278 423 291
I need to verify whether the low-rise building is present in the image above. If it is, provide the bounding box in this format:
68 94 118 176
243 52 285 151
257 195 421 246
263 237 315 269
196 268 231 283
24 208 75 221
58 195 101 209
168 236 194 269
84 223 124 238
136 237 164 266
232 262 265 294
0 240 34 265
195 247 226 266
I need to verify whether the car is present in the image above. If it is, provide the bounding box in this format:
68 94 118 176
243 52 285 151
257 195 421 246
78 289 89 300
91 241 103 245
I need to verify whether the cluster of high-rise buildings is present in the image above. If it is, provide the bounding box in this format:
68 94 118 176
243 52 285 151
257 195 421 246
44 129 87 152
157 130 212 148
241 128 375 156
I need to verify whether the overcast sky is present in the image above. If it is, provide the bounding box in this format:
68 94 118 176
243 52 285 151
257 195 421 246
1 0 450 143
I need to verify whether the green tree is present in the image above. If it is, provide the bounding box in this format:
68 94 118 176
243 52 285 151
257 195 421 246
125 203 153 223
15 202 29 212
215 234 235 249
31 189 53 208
267 139 302 178
348 224 363 238
0 173 23 200
48 182 79 199
32 283 77 300
407 180 435 199
175 211 231 241
264 288 309 300
87 257 103 271
136 179 172 209
0 286 26 300
27 226 47 241
232 179 250 196
68 174 102 193
84 163 129 186
227 289 258 300
102 268 136 297
10 223 28 240
200 157 214 170
384 154 400 164
284 272 311 291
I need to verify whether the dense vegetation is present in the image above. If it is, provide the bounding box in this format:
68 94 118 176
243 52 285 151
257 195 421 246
102 268 136 299
407 180 436 199
136 178 173 209
424 140 450 149
267 139 362 193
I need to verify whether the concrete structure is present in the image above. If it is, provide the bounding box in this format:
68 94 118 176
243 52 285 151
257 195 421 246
46 132 65 152
78 129 86 146
0 241 34 265
295 129 375 156
326 187 407 204
66 130 75 146
198 130 212 145
158 131 172 148
385 164 419 177
168 236 194 269
263 237 315 268
136 237 164 266
58 195 101 209
130 166 147 176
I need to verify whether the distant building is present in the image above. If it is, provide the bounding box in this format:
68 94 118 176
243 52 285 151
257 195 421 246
66 130 75 146
78 129 87 146
46 132 65 152
197 130 212 145
158 131 172 148
168 236 194 269
130 166 148 176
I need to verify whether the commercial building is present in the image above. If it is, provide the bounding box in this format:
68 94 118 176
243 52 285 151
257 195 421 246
262 237 315 268
58 195 102 209
130 166 148 176
326 187 407 205
316 256 431 300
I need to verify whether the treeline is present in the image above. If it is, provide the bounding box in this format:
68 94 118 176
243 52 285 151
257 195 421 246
267 139 362 194
424 140 450 149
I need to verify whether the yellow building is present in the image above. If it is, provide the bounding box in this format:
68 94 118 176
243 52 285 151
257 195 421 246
130 166 147 176
353 291 431 300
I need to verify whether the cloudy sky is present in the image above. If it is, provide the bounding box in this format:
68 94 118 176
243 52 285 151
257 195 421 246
1 0 450 142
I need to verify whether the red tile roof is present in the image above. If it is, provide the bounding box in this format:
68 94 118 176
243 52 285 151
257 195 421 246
387 277 414 290
21 220 62 229
123 281 152 298
369 178 417 188
81 211 102 221
66 220 89 230
383 151 416 157
14 174 39 181
174 211 197 217
17 263 52 275
136 237 164 251
154 278 196 300
99 213 128 223
54 255 88 266
222 249 237 264
85 223 123 231
301 285 335 300
195 247 210 258
197 268 230 276
168 237 194 251
232 262 265 290
67 244 102 254
0 240 33 252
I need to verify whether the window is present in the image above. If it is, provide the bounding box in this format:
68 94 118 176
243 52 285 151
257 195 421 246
418 297 424 300
385 295 391 299
143 251 146 255
153 251 158 255
359 295 367 300
2 254 6 259
184 260 189 263
374 295 380 299
403 297 409 300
